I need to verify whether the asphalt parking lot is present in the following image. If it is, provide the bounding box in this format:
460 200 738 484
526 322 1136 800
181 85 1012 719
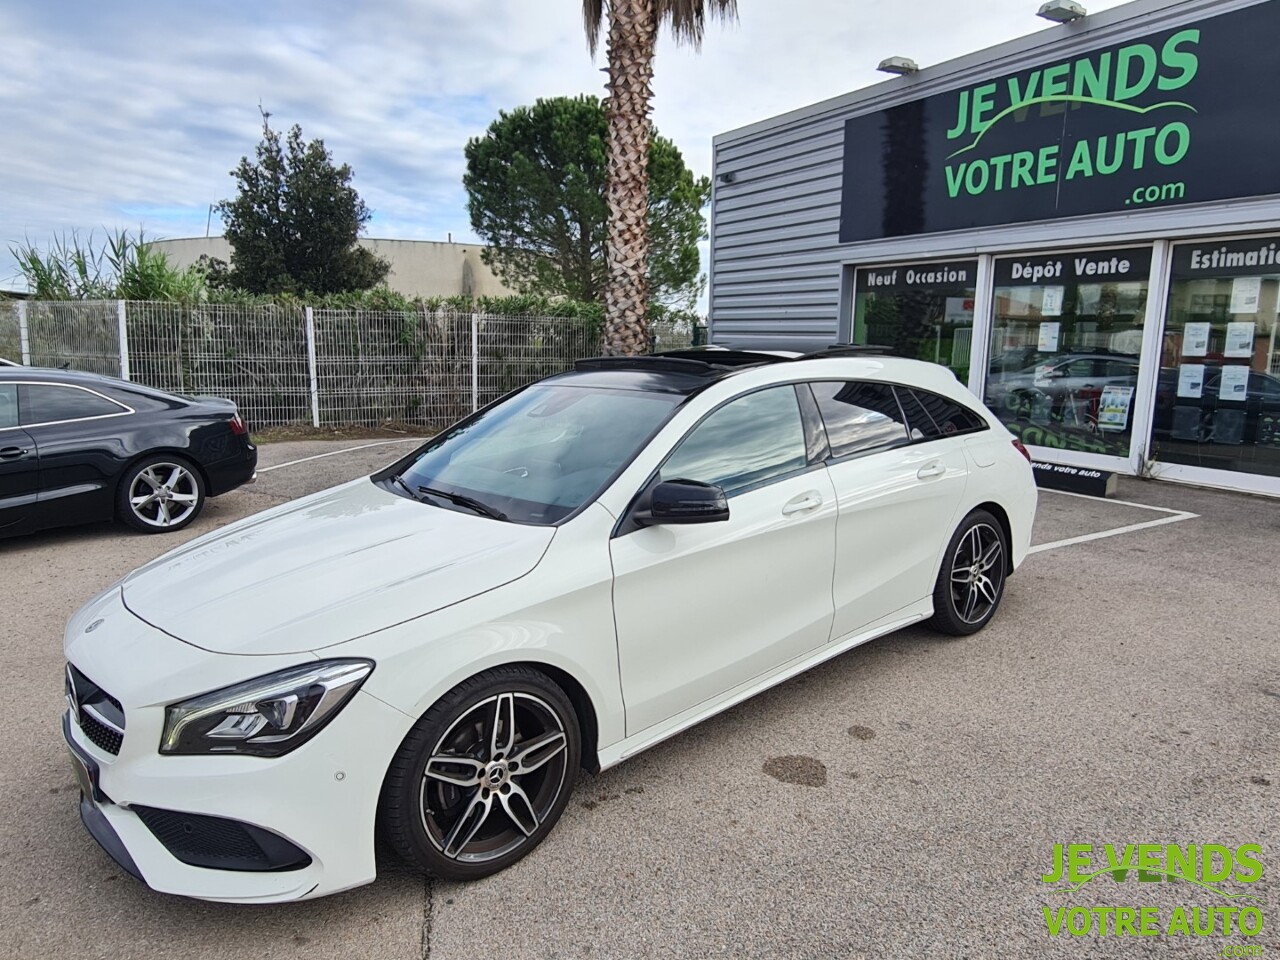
1 439 1276 959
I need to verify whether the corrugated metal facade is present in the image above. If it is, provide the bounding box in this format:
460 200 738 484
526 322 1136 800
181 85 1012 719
711 117 847 350
708 0 1263 350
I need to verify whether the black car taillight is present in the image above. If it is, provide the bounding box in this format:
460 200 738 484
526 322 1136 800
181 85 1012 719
229 414 248 437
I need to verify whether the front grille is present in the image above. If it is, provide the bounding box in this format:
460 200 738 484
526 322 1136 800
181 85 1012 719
79 710 123 754
132 806 312 872
66 664 125 756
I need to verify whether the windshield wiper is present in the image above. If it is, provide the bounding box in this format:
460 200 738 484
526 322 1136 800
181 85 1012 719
388 473 423 501
416 486 509 522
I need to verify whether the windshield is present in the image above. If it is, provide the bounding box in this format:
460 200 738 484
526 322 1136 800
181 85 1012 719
393 383 684 524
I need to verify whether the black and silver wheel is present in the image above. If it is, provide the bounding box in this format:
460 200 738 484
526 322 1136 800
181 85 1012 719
927 509 1008 636
380 666 580 881
117 455 206 533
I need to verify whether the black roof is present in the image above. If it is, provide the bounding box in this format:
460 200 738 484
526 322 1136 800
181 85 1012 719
0 366 128 386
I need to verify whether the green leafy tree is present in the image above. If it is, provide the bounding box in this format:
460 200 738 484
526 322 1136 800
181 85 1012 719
217 112 388 295
463 95 709 309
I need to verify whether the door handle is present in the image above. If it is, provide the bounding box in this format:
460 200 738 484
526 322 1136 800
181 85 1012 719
781 491 823 516
916 461 946 480
0 446 29 460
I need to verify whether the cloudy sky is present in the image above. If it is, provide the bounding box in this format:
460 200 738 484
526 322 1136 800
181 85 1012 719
0 0 1127 292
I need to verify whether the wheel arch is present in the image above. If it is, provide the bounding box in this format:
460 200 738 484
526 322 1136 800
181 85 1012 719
505 660 601 774
972 500 1014 575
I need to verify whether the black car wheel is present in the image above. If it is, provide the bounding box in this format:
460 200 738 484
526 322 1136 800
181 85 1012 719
117 455 206 533
379 666 580 881
927 509 1008 636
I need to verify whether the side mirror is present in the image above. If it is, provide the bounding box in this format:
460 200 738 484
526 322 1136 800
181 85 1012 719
637 479 729 526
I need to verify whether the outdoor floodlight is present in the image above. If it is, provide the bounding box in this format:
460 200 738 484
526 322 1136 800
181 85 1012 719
876 56 919 75
1037 0 1086 22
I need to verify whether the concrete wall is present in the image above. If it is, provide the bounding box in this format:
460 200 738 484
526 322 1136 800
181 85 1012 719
150 237 516 299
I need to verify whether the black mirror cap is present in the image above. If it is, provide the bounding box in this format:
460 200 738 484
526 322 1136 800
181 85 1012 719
642 479 730 525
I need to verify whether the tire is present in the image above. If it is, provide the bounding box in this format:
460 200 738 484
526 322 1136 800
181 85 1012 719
116 455 206 533
379 665 581 882
927 509 1009 636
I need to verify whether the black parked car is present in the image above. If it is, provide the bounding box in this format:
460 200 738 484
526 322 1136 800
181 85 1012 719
0 368 257 539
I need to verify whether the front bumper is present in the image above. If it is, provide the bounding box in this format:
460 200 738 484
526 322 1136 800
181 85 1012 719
62 590 412 903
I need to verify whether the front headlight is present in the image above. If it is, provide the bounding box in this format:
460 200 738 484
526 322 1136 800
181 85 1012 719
160 659 374 757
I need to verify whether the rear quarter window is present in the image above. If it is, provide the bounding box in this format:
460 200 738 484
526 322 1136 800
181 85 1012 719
894 387 988 440
21 383 130 425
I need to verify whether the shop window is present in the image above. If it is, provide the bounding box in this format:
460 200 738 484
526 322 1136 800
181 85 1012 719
852 260 977 382
1151 236 1280 479
983 246 1152 458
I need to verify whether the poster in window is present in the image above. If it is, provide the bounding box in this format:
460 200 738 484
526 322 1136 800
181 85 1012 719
1040 286 1065 317
1097 386 1134 432
1224 322 1256 358
1037 322 1060 352
1177 364 1205 399
1229 277 1262 315
1218 365 1249 402
1181 322 1210 357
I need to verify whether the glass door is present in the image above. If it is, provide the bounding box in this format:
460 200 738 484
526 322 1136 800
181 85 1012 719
1151 236 1280 481
983 246 1153 460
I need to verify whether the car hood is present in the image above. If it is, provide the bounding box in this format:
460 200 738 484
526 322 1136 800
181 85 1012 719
120 479 555 655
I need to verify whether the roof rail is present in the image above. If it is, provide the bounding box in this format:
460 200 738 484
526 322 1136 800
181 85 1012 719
573 356 724 376
653 348 792 368
806 343 896 358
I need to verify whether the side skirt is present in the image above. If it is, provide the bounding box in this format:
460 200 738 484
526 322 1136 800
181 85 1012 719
596 598 933 771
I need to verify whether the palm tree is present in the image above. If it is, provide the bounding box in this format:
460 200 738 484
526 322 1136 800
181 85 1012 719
583 0 737 355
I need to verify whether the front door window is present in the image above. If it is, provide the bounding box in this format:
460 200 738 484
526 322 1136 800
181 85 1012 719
984 246 1151 458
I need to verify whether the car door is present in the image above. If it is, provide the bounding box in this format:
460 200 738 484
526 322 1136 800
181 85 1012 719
0 382 40 535
20 381 135 526
610 383 838 735
810 381 971 640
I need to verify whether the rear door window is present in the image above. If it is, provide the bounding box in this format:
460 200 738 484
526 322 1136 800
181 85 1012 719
808 381 909 458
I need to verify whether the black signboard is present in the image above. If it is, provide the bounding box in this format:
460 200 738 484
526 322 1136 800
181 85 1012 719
857 259 978 294
993 246 1151 285
839 1 1280 243
1171 234 1280 278
1031 461 1117 497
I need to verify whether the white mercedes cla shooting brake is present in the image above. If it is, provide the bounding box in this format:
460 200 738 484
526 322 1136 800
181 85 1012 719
63 351 1037 902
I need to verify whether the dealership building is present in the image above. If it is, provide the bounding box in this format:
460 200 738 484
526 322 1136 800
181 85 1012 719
709 0 1280 496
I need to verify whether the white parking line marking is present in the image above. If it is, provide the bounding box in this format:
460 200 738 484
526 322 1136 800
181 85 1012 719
1039 488 1191 515
1030 489 1198 554
258 438 425 474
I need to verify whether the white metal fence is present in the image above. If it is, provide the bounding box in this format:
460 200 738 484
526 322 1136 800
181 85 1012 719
0 300 693 428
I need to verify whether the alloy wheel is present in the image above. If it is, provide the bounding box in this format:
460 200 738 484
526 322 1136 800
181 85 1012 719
128 462 201 528
948 522 1005 624
419 692 569 863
